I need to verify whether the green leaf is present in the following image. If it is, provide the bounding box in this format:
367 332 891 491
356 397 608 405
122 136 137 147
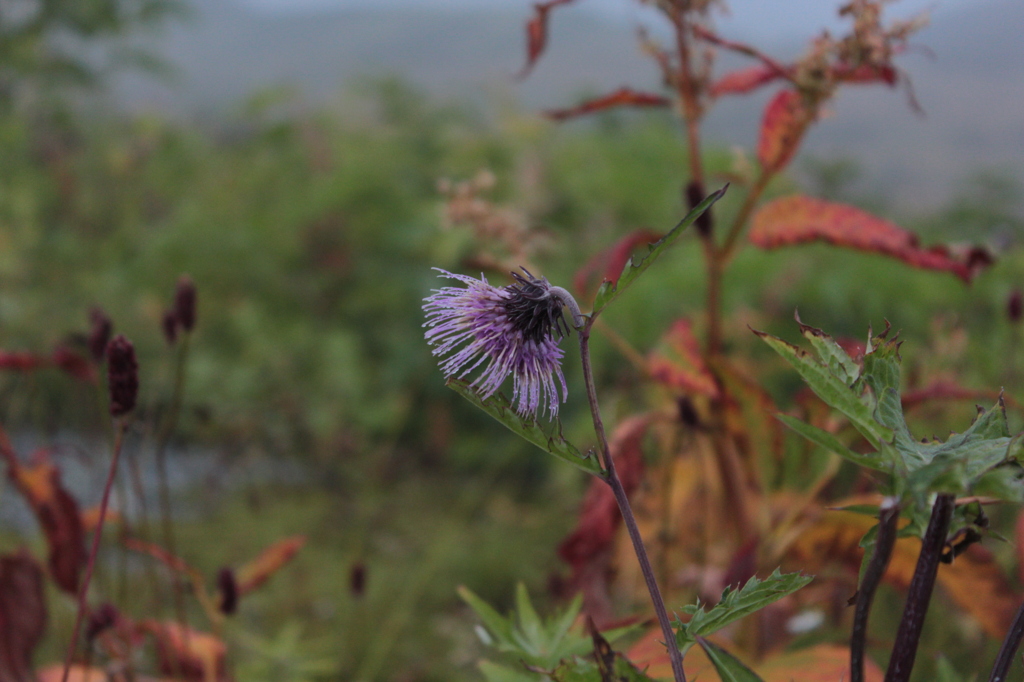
697 639 765 682
514 582 544 656
776 414 890 471
795 314 860 385
447 378 602 475
591 185 728 316
676 569 812 651
755 330 893 447
458 585 515 646
478 660 536 682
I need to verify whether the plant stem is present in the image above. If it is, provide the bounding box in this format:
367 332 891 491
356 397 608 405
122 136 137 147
578 321 687 682
884 493 954 682
851 498 900 682
61 418 129 682
989 599 1024 682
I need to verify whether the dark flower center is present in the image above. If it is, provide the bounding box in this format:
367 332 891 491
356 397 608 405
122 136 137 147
504 269 570 344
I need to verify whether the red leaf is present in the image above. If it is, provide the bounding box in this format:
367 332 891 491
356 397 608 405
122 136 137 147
558 415 649 623
710 65 787 97
545 87 670 121
0 351 47 372
750 195 995 282
518 0 577 79
757 89 808 172
648 319 719 399
0 552 46 682
51 345 97 383
3 448 86 594
834 63 898 86
573 229 661 298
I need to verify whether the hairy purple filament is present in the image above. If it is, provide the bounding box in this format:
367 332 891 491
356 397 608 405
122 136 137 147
423 268 570 418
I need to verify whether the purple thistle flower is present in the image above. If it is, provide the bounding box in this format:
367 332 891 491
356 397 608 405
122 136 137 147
424 268 576 419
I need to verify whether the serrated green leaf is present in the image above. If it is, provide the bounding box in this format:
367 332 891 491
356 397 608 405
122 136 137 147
447 378 602 475
591 185 727 316
515 582 544 656
478 660 536 682
676 569 812 651
755 330 893 446
697 639 765 682
776 414 890 471
549 593 584 648
796 315 860 384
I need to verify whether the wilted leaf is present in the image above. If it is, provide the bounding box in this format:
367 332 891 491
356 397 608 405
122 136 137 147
756 89 807 172
573 229 661 299
447 378 602 475
518 0 577 79
81 505 121 533
676 569 813 652
4 451 86 594
757 644 883 682
0 551 47 682
545 87 671 121
834 63 898 85
710 65 787 97
592 186 727 316
749 195 994 282
648 319 719 399
235 535 305 595
139 620 230 682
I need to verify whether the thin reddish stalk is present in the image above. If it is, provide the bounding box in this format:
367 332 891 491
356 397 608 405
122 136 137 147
61 418 128 682
579 321 687 682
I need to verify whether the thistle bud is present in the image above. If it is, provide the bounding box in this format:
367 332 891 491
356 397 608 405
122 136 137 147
685 179 714 237
174 275 197 332
106 335 138 417
86 603 119 642
88 307 113 363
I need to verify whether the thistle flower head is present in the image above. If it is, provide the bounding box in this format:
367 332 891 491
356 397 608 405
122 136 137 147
423 268 574 419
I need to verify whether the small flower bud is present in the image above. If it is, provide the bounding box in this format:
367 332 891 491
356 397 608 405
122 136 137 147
685 179 714 237
1008 288 1023 324
87 307 113 363
350 561 367 598
106 335 139 417
217 567 238 615
162 309 179 345
174 276 197 332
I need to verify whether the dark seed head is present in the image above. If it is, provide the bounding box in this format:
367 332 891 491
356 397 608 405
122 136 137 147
86 603 119 642
1008 288 1023 323
350 561 367 598
503 269 569 344
106 335 139 417
162 309 179 345
217 567 238 615
174 275 197 332
87 307 113 363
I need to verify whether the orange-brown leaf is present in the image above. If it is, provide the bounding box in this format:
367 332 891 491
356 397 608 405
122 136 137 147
710 65 787 97
36 665 173 682
627 628 720 680
758 643 883 682
750 195 994 282
0 551 47 682
124 538 202 582
648 319 719 399
545 87 670 121
787 506 1020 639
139 620 229 682
757 89 807 171
6 454 86 594
235 535 306 596
81 505 121 533
518 0 577 79
573 229 661 298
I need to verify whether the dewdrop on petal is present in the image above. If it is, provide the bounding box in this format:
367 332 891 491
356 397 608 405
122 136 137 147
423 268 582 419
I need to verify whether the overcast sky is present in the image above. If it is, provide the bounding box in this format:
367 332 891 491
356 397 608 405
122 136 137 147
237 0 976 43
